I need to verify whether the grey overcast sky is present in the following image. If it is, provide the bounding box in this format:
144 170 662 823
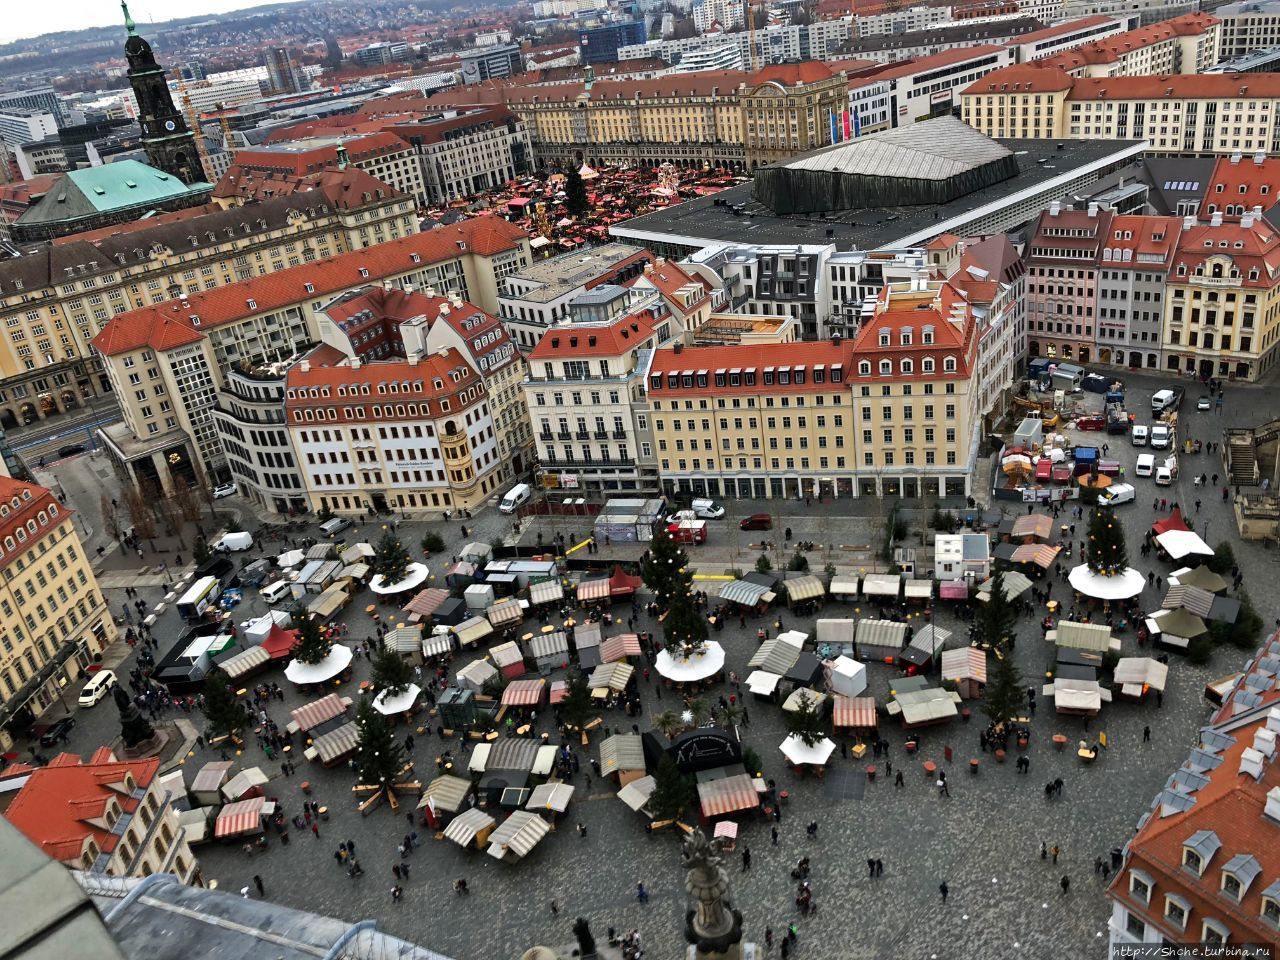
1 1 306 45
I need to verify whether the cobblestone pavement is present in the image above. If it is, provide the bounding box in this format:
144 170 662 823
44 370 1280 960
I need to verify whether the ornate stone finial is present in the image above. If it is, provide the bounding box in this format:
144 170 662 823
121 0 137 35
682 827 743 954
336 141 349 171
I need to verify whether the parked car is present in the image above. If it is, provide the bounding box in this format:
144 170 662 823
213 531 254 552
1155 465 1174 486
39 716 76 747
1074 414 1106 431
1098 483 1135 506
1150 425 1171 450
691 498 725 519
1197 396 1212 411
739 513 772 531
78 670 117 707
1131 425 1148 446
213 482 237 499
1135 454 1155 477
57 444 85 458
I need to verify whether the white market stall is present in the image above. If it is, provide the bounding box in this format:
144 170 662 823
1067 565 1146 601
779 734 836 767
373 683 421 717
655 640 726 683
283 643 353 685
369 562 429 596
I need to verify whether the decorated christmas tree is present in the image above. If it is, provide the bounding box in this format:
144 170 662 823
564 166 589 219
201 667 246 742
641 526 687 604
355 696 405 789
291 610 332 665
975 567 1017 649
558 670 595 732
643 527 707 655
648 753 695 824
371 646 414 697
1087 505 1128 576
371 528 411 587
783 689 827 747
982 648 1022 728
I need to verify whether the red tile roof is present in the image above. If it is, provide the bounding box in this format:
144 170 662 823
528 312 660 360
750 62 836 87
0 476 73 566
92 218 525 356
1067 73 1280 101
1204 155 1280 221
4 752 159 864
234 131 413 177
647 340 855 395
631 261 711 316
964 64 1074 95
1172 220 1280 288
1104 215 1184 265
1037 13 1220 70
853 282 978 378
211 164 402 206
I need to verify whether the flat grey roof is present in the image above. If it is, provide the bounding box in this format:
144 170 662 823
504 242 643 303
612 136 1144 253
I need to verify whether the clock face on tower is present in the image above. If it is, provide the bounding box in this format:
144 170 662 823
164 119 176 131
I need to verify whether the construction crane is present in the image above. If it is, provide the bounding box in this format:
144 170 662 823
745 0 758 72
170 69 215 184
218 109 236 166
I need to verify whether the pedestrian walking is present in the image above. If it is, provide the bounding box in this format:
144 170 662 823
1040 841 1047 860
393 864 402 880
1051 845 1060 865
771 825 779 846
1143 725 1151 742
401 861 410 879
577 822 587 838
636 882 648 903
894 769 904 787
253 875 264 896
550 900 559 915
742 847 751 871
310 822 319 838
1060 875 1071 895
875 858 883 876
392 884 403 903
868 857 876 879
939 882 949 903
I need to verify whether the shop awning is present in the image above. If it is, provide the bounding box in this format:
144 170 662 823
214 797 265 838
1053 620 1115 653
261 624 298 661
457 658 498 691
617 774 656 812
313 722 359 764
221 767 268 802
748 634 803 674
1152 507 1190 536
939 580 969 600
307 585 347 620
454 617 493 646
526 782 575 813
191 760 233 796
718 579 771 607
502 678 546 706
403 588 449 619
783 576 824 603
418 774 471 814
490 640 524 669
1162 585 1215 618
829 575 860 596
697 773 761 818
1113 657 1169 693
856 619 908 651
861 574 901 598
600 633 641 664
529 631 569 661
1156 529 1214 561
608 566 641 596
422 631 453 658
832 695 877 729
588 662 633 692
941 647 987 684
291 693 347 732
487 810 551 860
384 626 421 653
529 580 564 606
220 645 268 680
488 598 523 627
444 807 496 847
1010 514 1053 540
903 579 933 599
487 738 540 773
600 733 646 775
577 578 610 602
1010 543 1060 569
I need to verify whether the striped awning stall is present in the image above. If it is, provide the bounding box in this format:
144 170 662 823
290 693 347 732
1010 514 1053 540
939 580 969 600
1162 584 1215 618
490 641 524 669
941 647 988 684
502 678 547 707
418 774 472 814
855 619 908 651
576 578 610 602
384 626 421 653
697 773 761 818
861 574 901 598
488 598 523 627
191 760 233 795
783 576 824 604
529 580 564 606
403 588 449 618
312 722 360 764
444 807 496 847
829 575 860 596
453 617 493 646
214 796 265 838
832 695 877 729
1010 543 1060 569
599 633 641 664
220 645 269 680
718 579 771 607
749 635 803 675
421 631 453 658
487 810 551 861
526 782 575 813
488 738 539 772
529 631 569 661
588 662 634 691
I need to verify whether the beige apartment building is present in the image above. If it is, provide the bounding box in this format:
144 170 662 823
1038 12 1220 77
0 477 114 750
91 218 530 495
964 69 1280 155
741 63 850 168
0 166 413 430
4 750 199 885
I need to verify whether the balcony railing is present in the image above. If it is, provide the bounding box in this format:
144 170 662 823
540 456 635 469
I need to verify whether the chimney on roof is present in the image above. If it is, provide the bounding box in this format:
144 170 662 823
1212 211 1224 227
1087 202 1099 218
1266 707 1280 735
449 293 463 308
1256 151 1267 165
439 303 451 317
300 360 311 372
1243 213 1255 229
1183 214 1196 231
1266 785 1280 823
1049 201 1061 217
1254 726 1277 759
1242 746 1266 781
424 285 436 298
403 282 415 295
1254 205 1264 217
383 279 393 291
1231 151 1242 165
643 262 653 276
350 358 361 370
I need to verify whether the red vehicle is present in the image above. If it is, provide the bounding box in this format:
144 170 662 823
1051 464 1073 485
667 519 708 544
739 513 772 531
1075 414 1106 431
1034 459 1052 481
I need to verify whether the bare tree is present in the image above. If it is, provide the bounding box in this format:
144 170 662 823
100 494 119 541
124 485 156 539
171 476 201 522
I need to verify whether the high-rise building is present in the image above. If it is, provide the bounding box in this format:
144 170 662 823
459 44 523 84
121 1 199 185
578 20 648 65
0 110 57 150
0 87 65 128
263 47 304 95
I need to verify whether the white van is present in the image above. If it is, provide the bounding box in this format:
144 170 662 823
78 670 117 708
213 531 253 552
1131 425 1148 446
261 580 291 604
1151 389 1176 413
499 483 531 514
691 498 725 519
1135 454 1155 477
320 517 352 537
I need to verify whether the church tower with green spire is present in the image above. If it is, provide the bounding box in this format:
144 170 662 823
120 1 201 185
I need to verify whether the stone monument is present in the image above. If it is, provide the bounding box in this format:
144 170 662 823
683 827 754 959
113 683 165 758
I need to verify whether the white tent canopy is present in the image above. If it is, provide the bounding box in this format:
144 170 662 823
1067 565 1146 600
369 562 429 595
655 640 725 682
283 643 353 684
1155 529 1215 561
779 735 836 766
372 683 421 716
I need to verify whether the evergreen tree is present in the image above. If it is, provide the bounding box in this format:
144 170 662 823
193 535 211 565
642 528 707 655
975 567 1016 649
783 689 827 747
371 647 414 697
787 549 809 572
564 167 589 219
371 529 412 587
559 670 595 732
664 586 708 657
291 610 332 665
355 697 405 788
982 647 1022 728
755 553 773 574
201 667 246 741
641 527 687 605
1086 505 1128 577
648 753 695 823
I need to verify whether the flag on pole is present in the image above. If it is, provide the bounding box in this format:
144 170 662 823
829 111 841 144
853 110 861 138
843 111 852 140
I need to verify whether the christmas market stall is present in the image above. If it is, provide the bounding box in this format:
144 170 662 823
1113 657 1169 701
855 619 909 660
617 775 656 817
940 647 987 699
696 772 763 826
486 810 552 862
443 807 497 851
599 733 647 786
456 657 498 693
885 676 960 729
490 640 527 680
416 774 474 829
214 796 266 840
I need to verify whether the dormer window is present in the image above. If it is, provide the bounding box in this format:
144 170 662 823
943 357 957 373
858 361 871 376
878 328 890 347
1222 872 1242 900
1164 894 1190 930
900 330 912 346
1129 869 1152 904
1262 888 1280 926
901 359 913 374
879 360 891 375
922 327 934 344
1184 849 1203 873
1183 830 1219 876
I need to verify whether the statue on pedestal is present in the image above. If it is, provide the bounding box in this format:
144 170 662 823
114 684 155 749
682 827 743 956
571 917 596 958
